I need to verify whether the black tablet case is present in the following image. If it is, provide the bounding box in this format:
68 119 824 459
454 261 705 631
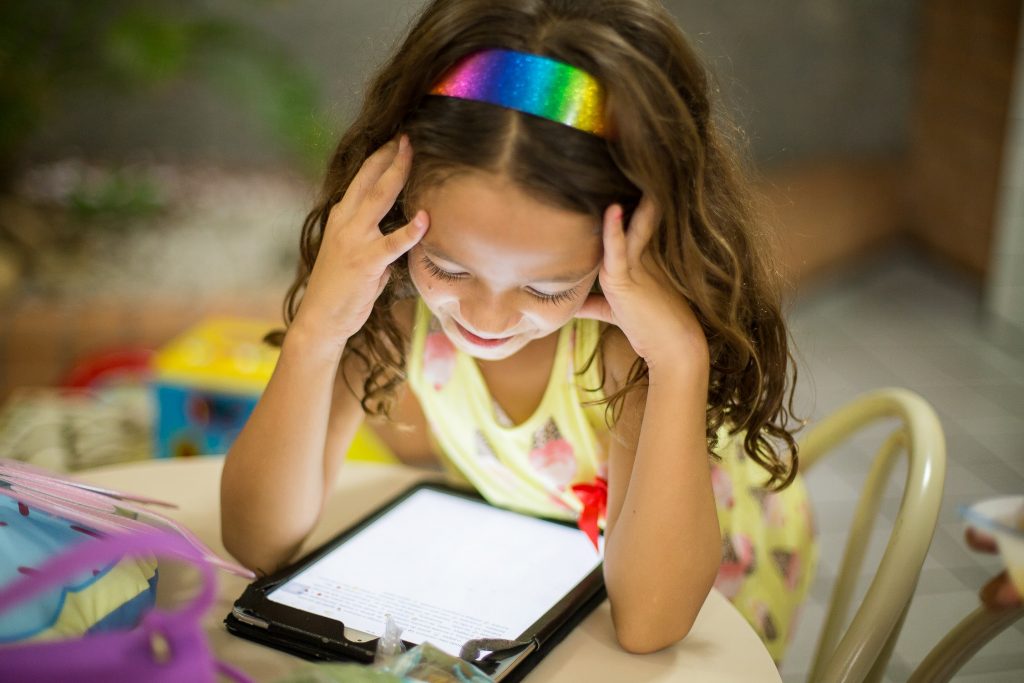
224 481 607 682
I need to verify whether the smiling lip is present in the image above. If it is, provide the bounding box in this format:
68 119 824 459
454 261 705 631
455 321 513 348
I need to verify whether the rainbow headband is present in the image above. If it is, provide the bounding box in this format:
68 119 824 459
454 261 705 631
430 48 608 137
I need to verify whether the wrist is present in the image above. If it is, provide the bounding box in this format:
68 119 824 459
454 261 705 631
646 340 709 384
646 356 709 391
282 319 348 367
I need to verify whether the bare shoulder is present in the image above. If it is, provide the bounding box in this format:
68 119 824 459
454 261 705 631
332 297 418 422
356 296 440 469
598 325 647 446
339 297 417 381
599 325 641 396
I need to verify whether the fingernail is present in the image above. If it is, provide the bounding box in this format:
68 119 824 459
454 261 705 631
413 211 427 229
398 135 409 154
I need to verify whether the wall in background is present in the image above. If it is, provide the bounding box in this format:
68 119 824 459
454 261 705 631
987 7 1024 345
906 0 1022 278
20 0 919 171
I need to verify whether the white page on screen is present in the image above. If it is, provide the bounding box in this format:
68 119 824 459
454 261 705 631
267 488 604 657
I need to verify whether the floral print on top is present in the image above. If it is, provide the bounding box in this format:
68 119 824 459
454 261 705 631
422 317 457 390
404 297 817 665
709 441 819 663
528 419 577 490
406 299 608 524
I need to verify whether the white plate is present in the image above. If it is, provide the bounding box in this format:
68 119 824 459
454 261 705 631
961 495 1024 594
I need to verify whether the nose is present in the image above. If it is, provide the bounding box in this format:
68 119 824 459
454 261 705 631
458 292 521 337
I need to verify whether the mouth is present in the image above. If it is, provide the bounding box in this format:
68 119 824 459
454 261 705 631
454 320 514 348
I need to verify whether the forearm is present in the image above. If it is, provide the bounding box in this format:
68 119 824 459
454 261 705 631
603 366 721 653
220 327 343 574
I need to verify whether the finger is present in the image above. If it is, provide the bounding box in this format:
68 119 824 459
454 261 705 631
602 205 630 282
377 210 429 263
966 526 1000 554
331 137 401 225
355 134 414 228
980 571 1022 609
625 194 658 265
574 292 614 324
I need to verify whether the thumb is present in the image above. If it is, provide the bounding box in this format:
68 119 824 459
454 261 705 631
576 293 614 324
380 210 429 262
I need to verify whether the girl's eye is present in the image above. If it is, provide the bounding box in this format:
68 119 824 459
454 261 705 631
528 287 580 306
420 254 465 282
420 254 579 305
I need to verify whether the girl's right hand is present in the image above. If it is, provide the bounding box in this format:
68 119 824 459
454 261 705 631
291 135 428 356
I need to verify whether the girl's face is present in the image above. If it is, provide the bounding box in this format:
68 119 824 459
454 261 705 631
408 171 602 361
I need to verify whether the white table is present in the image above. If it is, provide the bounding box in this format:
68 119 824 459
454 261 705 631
80 457 782 682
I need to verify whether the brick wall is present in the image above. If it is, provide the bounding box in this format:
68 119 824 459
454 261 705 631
907 0 1023 277
0 292 282 402
759 161 904 284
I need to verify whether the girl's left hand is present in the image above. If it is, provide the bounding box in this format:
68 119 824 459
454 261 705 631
575 196 709 377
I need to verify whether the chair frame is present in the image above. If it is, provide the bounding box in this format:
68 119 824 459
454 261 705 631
906 604 1024 682
801 388 947 682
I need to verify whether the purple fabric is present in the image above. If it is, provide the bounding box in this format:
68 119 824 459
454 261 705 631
0 529 252 683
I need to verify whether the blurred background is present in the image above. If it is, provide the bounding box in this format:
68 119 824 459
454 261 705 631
1 1 1022 681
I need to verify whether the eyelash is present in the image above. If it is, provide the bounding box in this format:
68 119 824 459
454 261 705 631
418 254 579 305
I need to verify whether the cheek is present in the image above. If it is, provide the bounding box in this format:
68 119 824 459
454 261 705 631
408 259 452 302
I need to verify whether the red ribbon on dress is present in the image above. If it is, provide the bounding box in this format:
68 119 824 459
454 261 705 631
570 476 607 551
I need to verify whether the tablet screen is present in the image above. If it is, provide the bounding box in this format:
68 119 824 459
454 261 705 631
266 487 603 657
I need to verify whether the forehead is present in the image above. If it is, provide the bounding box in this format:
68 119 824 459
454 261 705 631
414 172 601 277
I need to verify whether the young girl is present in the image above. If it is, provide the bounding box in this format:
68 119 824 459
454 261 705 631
221 0 816 662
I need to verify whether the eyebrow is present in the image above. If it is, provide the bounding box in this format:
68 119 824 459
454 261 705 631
421 243 595 284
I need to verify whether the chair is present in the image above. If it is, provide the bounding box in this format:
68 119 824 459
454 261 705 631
906 592 1023 681
799 387 947 682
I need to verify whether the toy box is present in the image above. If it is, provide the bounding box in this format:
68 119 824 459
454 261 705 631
151 317 397 463
152 318 279 458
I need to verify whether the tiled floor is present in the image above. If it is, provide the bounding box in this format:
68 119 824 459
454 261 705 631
780 247 1024 682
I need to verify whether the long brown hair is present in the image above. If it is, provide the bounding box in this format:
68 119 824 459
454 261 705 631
273 0 802 489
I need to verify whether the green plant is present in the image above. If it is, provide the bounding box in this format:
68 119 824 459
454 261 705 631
0 1 330 186
65 167 165 224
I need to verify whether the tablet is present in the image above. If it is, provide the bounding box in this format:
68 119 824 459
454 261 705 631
225 481 606 681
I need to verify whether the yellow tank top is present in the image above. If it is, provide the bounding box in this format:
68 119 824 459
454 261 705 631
402 296 817 664
406 298 610 522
